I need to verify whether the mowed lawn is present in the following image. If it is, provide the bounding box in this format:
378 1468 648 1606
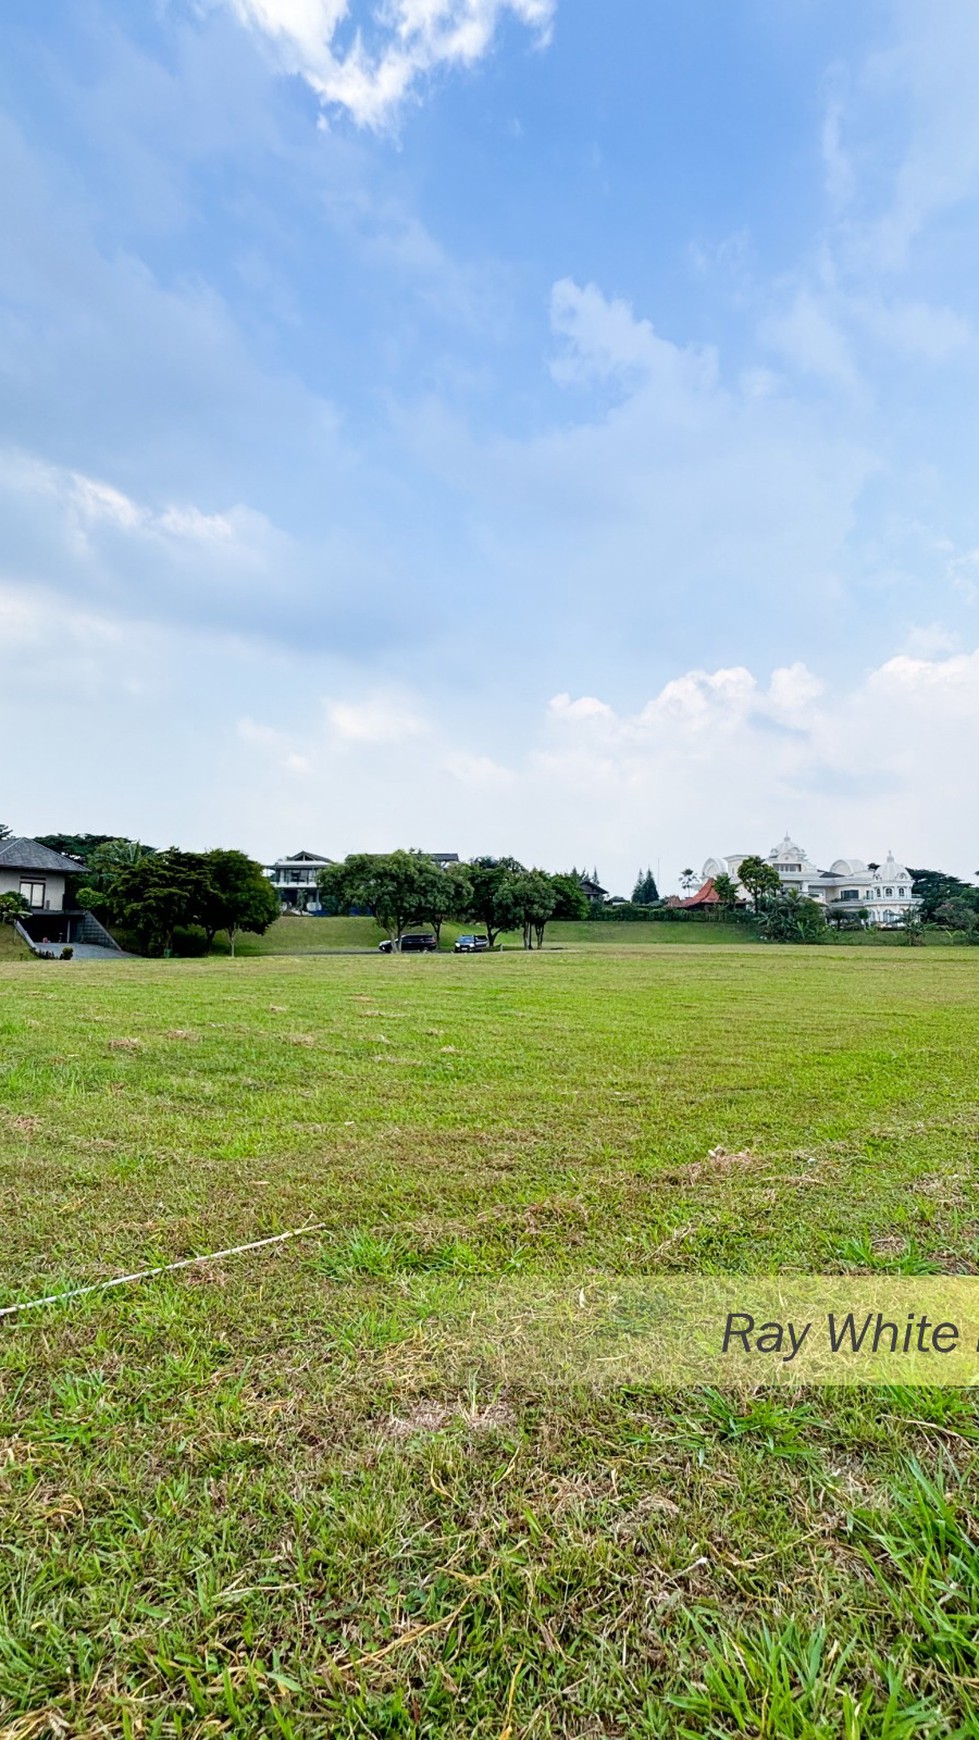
2 946 979 1736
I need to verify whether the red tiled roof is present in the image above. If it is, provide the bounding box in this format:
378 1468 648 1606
679 877 721 908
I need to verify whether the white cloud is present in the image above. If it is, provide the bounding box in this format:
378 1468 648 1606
224 0 555 127
225 642 979 890
550 278 717 393
761 290 859 391
325 690 429 741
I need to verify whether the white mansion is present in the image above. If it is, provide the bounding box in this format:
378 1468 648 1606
702 835 919 927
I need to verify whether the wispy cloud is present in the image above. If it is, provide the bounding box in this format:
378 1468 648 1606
224 0 555 127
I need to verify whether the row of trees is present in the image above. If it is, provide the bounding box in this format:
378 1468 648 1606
76 842 280 955
318 851 588 949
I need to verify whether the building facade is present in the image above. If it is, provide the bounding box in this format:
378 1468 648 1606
0 836 84 914
265 850 334 911
701 835 919 927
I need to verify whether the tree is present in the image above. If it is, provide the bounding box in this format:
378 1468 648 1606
417 860 473 948
464 857 526 948
631 867 659 906
908 868 978 924
901 905 925 947
758 889 827 944
76 839 163 931
737 855 781 913
0 891 29 925
82 838 156 906
35 833 123 864
0 823 11 842
550 872 590 921
108 849 212 955
679 867 697 894
507 869 558 949
935 897 977 935
198 849 281 955
712 872 738 914
826 903 869 932
318 850 435 950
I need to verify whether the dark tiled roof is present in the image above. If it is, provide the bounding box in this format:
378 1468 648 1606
0 837 86 874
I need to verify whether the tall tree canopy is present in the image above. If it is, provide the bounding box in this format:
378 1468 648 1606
195 850 281 954
318 850 438 949
736 856 781 913
35 833 127 864
631 867 659 906
465 857 526 949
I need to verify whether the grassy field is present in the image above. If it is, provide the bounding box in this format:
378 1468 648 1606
2 945 979 1735
232 914 949 955
0 924 30 961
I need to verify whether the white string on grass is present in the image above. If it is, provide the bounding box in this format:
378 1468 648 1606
0 1222 328 1320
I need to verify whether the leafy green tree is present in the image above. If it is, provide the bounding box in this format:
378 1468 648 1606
712 872 738 914
908 869 978 923
35 833 122 864
417 860 473 947
550 872 590 921
935 898 977 935
77 840 156 917
826 903 869 932
0 891 30 925
758 889 827 943
0 822 11 842
198 849 281 955
631 867 660 906
506 869 558 949
901 906 925 946
736 855 781 913
464 857 526 948
318 850 435 950
108 849 212 955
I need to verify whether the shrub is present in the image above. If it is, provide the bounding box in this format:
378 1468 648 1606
60 946 74 960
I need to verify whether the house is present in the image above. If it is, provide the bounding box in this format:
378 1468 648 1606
265 850 334 912
673 876 722 911
0 836 84 917
700 836 919 927
428 853 460 869
579 872 608 906
0 837 122 951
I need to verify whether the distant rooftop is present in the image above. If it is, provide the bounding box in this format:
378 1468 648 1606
0 837 86 875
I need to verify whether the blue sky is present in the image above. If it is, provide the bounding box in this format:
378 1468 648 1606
2 0 978 891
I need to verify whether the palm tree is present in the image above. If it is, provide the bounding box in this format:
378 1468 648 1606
680 867 697 894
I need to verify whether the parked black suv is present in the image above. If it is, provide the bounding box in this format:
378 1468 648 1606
377 933 438 953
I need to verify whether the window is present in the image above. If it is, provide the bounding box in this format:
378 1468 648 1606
885 887 893 897
840 889 858 901
20 880 45 908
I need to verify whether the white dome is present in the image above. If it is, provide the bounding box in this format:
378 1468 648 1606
830 858 868 877
769 834 806 862
702 856 728 879
874 852 909 882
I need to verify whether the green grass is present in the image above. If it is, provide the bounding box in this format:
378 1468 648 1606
2 946 979 1734
233 914 959 956
0 922 30 960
